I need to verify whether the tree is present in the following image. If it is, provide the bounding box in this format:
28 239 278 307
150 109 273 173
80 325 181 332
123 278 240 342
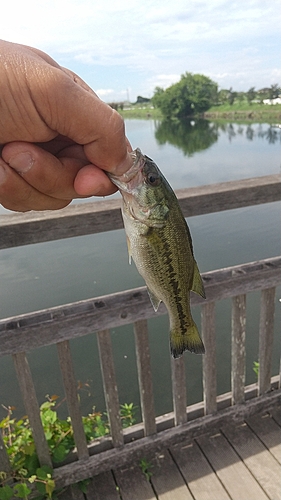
268 84 281 100
246 87 256 105
227 87 237 105
152 73 218 119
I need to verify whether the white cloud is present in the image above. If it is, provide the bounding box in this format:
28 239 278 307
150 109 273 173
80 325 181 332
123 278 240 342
1 0 280 100
95 89 114 97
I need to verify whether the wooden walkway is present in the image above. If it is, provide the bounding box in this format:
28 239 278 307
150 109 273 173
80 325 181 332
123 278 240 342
61 406 281 500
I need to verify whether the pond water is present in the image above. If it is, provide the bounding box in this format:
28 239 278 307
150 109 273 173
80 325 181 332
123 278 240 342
0 119 280 420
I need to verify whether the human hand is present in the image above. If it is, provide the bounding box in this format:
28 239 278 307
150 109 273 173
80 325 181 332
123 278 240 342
0 40 132 212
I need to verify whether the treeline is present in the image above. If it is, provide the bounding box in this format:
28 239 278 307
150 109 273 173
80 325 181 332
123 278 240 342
151 73 281 120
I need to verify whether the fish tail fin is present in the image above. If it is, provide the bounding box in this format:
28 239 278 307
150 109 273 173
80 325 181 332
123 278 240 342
170 322 205 358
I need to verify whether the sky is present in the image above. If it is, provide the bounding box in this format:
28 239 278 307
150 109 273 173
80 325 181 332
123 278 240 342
2 0 280 103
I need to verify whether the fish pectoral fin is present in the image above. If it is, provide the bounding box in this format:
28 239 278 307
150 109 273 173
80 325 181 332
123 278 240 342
147 287 161 312
191 262 206 299
126 235 132 265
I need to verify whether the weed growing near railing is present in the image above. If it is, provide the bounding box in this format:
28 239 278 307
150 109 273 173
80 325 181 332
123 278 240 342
139 458 153 481
253 361 260 379
0 396 137 499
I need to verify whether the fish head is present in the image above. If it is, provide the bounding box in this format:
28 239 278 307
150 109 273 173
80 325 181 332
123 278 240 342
109 149 170 228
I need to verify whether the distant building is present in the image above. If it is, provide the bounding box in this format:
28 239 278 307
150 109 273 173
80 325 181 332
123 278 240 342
263 98 281 105
135 96 151 104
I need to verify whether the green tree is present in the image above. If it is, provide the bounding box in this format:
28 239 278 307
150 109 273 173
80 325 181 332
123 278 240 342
246 87 256 105
227 87 237 105
152 73 218 119
268 84 280 100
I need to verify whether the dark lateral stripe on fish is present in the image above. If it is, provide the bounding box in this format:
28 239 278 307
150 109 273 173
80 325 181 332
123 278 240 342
161 238 188 335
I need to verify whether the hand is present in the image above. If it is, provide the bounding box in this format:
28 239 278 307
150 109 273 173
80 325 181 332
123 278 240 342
0 40 132 212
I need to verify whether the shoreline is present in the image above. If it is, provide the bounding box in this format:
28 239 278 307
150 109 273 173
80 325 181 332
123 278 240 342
119 104 281 122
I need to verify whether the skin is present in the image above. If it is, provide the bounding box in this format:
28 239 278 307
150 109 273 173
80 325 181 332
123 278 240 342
0 40 133 212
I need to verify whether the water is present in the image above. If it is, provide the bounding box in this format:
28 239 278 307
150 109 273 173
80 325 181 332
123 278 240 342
0 119 280 420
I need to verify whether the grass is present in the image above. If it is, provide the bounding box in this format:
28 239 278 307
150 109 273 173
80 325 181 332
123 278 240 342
118 104 162 119
205 102 281 120
117 102 281 121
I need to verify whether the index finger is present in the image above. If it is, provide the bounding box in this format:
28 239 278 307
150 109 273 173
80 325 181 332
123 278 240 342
34 69 133 175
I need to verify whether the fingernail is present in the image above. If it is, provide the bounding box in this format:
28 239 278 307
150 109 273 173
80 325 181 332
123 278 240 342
8 152 34 174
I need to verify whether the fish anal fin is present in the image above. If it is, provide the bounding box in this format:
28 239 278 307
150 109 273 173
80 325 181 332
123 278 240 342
147 287 161 312
191 261 206 299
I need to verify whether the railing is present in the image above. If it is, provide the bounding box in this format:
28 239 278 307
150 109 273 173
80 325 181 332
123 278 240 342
0 174 280 489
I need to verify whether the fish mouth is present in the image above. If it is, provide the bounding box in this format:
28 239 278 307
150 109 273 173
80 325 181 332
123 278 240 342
109 148 145 192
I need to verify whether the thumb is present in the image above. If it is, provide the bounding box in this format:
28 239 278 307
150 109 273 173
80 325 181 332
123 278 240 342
37 68 133 174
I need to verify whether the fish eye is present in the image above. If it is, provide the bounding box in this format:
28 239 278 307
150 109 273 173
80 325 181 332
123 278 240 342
146 171 161 187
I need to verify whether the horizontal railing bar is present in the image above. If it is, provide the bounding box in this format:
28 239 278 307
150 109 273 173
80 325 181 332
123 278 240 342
53 376 281 466
0 256 280 356
0 174 280 249
53 387 281 489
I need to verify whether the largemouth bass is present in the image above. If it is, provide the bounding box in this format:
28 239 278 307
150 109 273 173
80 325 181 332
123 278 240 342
109 149 205 358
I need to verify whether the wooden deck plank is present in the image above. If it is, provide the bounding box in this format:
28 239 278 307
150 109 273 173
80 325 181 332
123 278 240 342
150 449 193 500
170 440 231 500
222 420 281 500
196 431 268 500
246 411 281 464
86 471 120 499
114 463 156 500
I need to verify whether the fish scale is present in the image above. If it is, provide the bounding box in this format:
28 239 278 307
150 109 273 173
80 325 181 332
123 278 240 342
108 148 205 358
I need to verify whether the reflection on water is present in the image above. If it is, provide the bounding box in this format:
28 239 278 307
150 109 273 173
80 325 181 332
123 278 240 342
154 119 281 157
155 119 219 156
0 119 280 419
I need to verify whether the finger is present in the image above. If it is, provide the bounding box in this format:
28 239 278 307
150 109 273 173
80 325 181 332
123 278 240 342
2 142 87 200
2 142 117 198
35 70 134 174
74 165 117 196
0 158 70 212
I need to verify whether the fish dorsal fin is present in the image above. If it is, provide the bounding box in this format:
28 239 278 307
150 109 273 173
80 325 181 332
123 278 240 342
191 262 206 299
147 287 161 312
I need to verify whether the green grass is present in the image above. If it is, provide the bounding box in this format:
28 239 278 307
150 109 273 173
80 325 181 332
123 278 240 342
117 101 281 121
118 104 162 119
206 101 281 118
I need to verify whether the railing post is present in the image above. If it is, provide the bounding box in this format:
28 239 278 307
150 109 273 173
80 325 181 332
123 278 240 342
171 357 187 425
12 352 52 468
57 340 89 459
134 320 156 436
231 294 246 404
97 329 123 447
258 287 276 395
201 302 217 415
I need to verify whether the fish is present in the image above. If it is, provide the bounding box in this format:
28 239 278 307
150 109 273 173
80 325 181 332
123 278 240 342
109 148 205 358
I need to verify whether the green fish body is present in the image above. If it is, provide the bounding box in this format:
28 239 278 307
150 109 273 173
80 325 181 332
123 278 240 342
109 149 205 358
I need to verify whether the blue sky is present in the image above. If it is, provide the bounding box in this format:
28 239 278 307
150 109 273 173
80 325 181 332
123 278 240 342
2 0 280 102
